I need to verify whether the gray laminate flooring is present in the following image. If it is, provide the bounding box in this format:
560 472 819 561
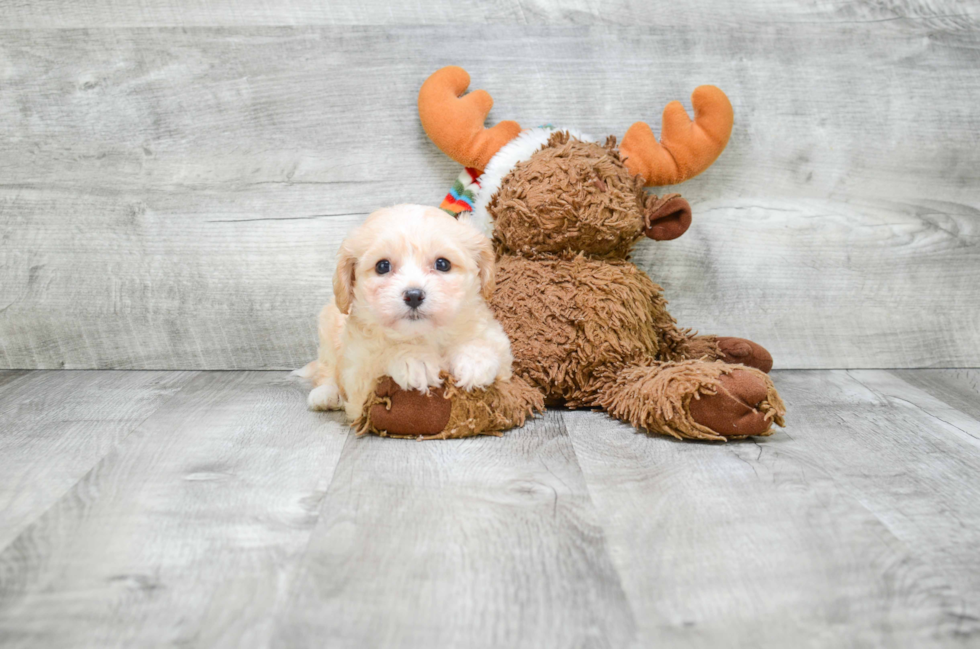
1 369 979 647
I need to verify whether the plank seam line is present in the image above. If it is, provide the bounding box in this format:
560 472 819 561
264 422 355 643
846 370 980 443
552 410 640 643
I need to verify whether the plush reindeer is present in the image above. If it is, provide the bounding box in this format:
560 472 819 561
361 66 784 441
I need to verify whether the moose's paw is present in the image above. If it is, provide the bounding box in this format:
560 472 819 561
367 377 452 437
689 369 781 438
716 337 774 373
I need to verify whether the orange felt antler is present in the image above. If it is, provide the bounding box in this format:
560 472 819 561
620 85 734 186
418 66 522 171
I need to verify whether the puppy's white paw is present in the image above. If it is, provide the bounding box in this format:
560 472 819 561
450 347 500 391
308 383 342 411
387 356 442 393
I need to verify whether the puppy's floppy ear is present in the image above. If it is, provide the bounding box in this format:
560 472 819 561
470 230 496 300
333 240 357 315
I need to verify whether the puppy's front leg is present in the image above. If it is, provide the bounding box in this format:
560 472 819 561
450 341 507 391
386 353 443 393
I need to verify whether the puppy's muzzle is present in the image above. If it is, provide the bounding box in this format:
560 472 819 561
403 288 425 310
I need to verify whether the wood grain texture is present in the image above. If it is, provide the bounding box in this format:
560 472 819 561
829 370 980 602
0 370 195 549
1 18 979 369
2 0 977 27
0 0 528 27
891 369 980 421
2 369 980 645
563 369 980 647
0 371 30 391
0 371 350 648
272 411 636 649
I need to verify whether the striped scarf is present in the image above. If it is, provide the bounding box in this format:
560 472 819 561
439 167 482 218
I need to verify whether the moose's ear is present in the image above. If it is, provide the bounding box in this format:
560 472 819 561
644 194 692 241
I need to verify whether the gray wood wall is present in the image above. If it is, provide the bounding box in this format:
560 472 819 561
1 1 978 370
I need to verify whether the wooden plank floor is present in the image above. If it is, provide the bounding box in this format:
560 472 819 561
1 369 980 647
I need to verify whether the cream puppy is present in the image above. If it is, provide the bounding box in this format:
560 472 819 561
298 204 513 422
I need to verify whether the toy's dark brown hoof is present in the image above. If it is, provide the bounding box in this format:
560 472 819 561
716 337 773 373
369 378 451 437
689 369 772 437
644 195 692 241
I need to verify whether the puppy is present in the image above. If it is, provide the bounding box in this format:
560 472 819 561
298 204 513 422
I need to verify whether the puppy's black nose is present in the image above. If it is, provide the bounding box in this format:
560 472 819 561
403 288 425 309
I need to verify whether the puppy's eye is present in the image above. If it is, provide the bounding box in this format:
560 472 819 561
375 259 391 275
435 258 451 272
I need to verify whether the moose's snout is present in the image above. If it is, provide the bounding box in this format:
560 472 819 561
403 288 425 309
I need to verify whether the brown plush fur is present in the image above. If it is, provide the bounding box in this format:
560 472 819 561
484 133 785 439
489 134 647 257
491 253 719 405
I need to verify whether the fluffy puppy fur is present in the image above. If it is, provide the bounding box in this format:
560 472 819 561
298 204 513 422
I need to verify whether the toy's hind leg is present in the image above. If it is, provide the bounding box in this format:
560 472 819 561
673 335 775 374
592 359 785 441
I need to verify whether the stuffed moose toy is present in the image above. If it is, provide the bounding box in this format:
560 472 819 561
359 66 785 441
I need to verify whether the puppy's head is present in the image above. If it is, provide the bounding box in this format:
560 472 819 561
334 204 495 335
